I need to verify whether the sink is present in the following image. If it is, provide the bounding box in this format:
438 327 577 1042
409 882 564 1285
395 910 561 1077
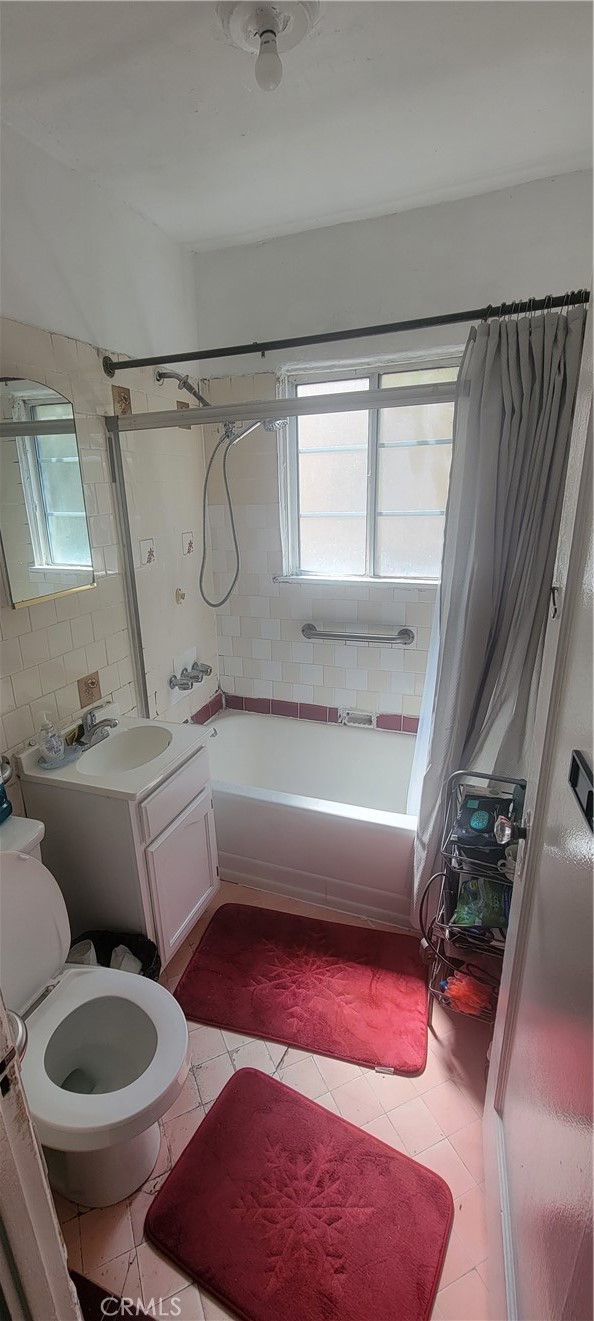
78 725 173 776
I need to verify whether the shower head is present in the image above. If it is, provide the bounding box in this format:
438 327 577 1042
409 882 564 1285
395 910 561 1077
154 368 210 408
262 418 288 431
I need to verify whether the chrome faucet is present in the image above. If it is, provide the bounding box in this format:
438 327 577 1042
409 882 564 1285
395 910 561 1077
81 709 119 747
168 671 193 691
168 661 213 691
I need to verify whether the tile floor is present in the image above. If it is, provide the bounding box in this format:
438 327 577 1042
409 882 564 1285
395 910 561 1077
55 882 492 1321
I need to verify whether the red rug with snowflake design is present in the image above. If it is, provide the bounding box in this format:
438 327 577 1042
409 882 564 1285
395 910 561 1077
146 1069 452 1321
175 903 428 1073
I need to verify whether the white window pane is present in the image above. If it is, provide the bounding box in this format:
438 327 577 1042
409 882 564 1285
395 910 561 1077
298 412 368 449
48 514 92 566
379 401 454 445
297 379 369 449
299 450 367 515
33 403 74 420
378 445 452 513
381 367 459 388
300 516 366 575
377 515 445 578
297 379 370 397
36 434 76 459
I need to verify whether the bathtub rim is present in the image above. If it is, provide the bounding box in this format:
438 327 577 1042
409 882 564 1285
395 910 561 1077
210 775 417 833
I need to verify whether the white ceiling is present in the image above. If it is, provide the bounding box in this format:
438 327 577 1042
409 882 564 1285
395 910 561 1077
1 1 591 251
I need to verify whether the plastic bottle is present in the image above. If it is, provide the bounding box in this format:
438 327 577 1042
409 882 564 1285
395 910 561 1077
0 784 12 825
37 712 65 765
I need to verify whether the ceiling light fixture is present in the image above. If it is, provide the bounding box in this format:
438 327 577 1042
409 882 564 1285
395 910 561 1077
217 2 320 92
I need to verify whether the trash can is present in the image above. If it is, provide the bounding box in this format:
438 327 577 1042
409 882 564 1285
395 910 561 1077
71 930 161 981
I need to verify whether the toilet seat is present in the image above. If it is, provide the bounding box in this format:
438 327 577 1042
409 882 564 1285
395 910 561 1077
21 965 189 1152
1 852 190 1157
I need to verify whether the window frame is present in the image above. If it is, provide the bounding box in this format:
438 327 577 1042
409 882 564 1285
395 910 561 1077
16 402 91 573
278 356 459 586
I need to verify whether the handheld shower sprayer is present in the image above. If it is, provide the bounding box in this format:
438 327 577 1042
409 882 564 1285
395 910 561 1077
199 415 287 609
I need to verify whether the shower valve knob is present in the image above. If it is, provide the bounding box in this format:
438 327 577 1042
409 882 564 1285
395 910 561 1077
494 816 527 846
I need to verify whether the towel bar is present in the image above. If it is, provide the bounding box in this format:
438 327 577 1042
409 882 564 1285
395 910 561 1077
302 623 415 646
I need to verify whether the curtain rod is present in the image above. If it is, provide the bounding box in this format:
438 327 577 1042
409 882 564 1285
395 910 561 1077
102 290 589 378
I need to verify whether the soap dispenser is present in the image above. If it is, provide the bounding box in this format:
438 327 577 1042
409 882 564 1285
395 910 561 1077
37 712 65 765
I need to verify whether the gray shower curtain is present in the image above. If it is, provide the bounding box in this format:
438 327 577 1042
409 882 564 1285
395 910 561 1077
412 305 587 922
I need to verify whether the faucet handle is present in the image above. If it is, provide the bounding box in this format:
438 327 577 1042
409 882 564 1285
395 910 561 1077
181 667 202 684
190 661 212 679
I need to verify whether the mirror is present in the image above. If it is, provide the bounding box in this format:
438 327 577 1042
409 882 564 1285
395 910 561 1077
0 378 95 607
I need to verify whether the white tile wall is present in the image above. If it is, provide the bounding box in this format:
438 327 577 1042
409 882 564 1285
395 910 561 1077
0 318 140 759
0 319 222 762
202 373 436 719
111 363 220 724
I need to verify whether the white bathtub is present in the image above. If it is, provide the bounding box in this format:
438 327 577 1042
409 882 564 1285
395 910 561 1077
208 711 417 927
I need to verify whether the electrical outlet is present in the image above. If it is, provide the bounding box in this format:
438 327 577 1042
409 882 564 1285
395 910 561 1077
77 671 102 708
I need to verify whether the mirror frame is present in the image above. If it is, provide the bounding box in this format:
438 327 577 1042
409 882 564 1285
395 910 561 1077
0 378 96 610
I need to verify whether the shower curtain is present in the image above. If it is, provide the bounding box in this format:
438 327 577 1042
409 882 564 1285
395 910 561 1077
412 304 587 923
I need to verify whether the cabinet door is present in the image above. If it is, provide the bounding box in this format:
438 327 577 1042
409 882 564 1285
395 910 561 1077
146 785 219 966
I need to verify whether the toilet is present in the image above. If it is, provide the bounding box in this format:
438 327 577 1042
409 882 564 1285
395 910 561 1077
0 819 190 1208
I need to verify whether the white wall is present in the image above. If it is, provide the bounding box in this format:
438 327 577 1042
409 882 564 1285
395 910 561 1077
192 173 592 375
0 318 219 773
0 318 137 768
0 126 198 359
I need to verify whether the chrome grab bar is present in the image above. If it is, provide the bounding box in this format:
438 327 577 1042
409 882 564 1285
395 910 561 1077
302 623 415 646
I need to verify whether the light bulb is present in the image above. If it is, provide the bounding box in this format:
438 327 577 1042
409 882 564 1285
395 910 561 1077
255 28 282 91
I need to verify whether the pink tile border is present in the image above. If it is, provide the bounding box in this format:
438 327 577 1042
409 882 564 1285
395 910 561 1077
299 702 328 723
224 693 244 711
244 697 271 714
189 691 224 725
271 700 298 718
377 713 403 732
218 691 418 734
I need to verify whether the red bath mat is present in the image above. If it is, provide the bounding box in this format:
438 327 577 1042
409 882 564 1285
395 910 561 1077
146 1069 453 1321
175 903 428 1073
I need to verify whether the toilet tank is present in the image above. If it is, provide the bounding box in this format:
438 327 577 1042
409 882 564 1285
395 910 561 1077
0 814 45 860
0 851 70 1013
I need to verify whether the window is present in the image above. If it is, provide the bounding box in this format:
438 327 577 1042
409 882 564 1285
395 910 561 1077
282 364 458 582
17 402 91 569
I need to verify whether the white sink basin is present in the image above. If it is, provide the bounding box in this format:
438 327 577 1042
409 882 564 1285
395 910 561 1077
78 725 173 775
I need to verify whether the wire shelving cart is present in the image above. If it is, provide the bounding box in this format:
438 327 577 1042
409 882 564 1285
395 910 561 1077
423 770 526 1026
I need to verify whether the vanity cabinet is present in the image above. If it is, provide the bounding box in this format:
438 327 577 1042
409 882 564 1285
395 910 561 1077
146 785 217 964
18 727 220 970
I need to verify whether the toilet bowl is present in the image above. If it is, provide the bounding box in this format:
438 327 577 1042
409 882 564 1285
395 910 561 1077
0 846 190 1207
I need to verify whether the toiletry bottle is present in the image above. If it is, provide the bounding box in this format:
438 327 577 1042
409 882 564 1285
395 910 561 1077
37 712 65 765
0 784 12 825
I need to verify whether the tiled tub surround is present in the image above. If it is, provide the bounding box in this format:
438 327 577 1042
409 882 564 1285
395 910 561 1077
208 710 417 925
223 690 419 732
116 369 218 723
202 373 436 721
